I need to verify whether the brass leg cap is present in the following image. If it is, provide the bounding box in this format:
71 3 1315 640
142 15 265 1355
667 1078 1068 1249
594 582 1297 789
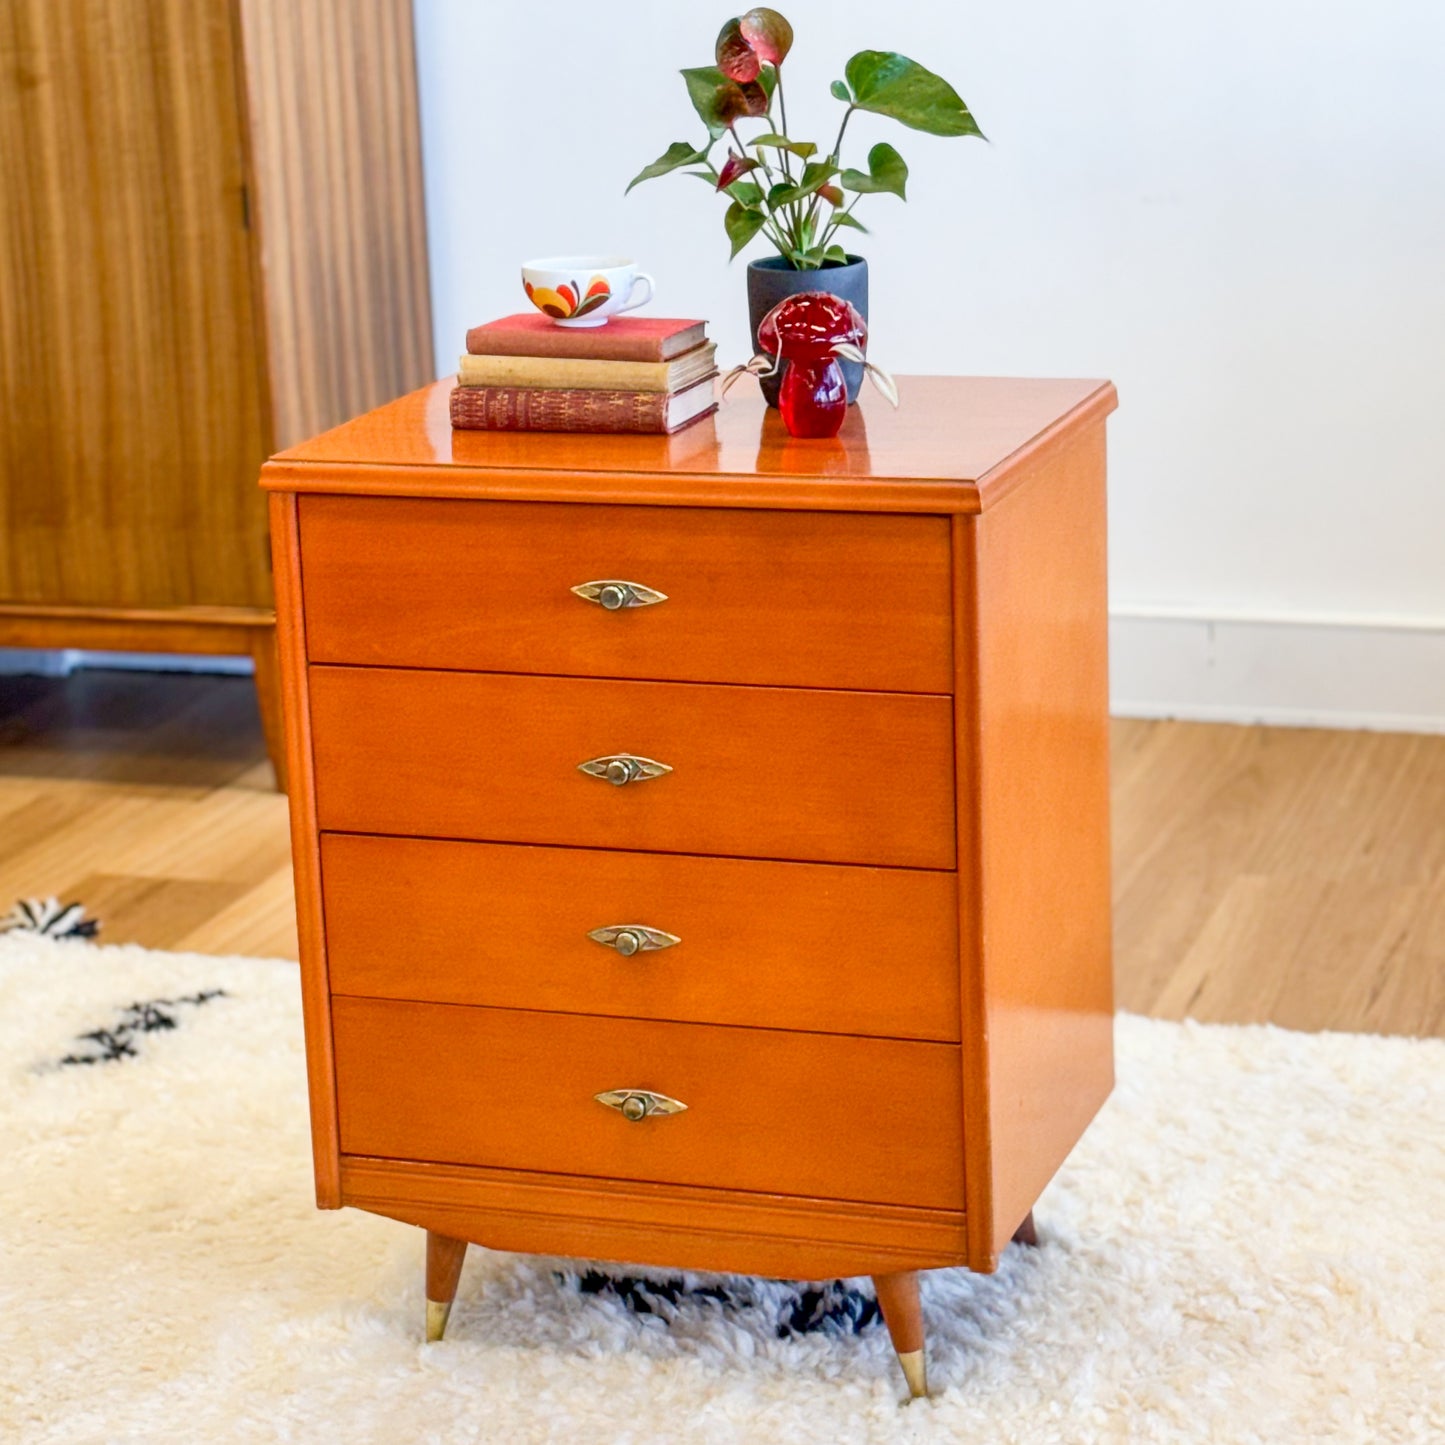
897 1348 928 1400
425 1299 452 1343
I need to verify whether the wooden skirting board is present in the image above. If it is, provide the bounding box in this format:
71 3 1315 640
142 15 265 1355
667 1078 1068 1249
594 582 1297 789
0 603 285 791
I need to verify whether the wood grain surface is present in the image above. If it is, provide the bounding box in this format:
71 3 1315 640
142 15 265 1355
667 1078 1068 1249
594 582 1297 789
308 667 957 869
269 493 340 1205
331 997 966 1210
340 1155 969 1281
955 422 1116 1267
299 497 953 694
320 833 960 1040
261 376 1119 515
236 0 434 450
0 0 270 609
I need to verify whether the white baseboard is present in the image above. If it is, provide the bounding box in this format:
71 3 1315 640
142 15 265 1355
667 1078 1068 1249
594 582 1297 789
0 650 253 677
1110 608 1445 734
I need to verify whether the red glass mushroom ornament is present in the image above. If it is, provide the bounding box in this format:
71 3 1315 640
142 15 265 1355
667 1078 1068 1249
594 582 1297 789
722 292 898 438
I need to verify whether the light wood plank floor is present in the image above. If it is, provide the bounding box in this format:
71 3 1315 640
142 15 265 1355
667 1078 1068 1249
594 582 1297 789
1 670 1441 1037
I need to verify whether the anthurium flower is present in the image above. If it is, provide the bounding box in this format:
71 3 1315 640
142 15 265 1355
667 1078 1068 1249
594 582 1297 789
739 8 793 67
715 18 760 82
716 9 793 81
716 152 761 190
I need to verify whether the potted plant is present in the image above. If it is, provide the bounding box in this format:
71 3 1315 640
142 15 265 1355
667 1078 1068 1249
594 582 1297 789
627 8 983 405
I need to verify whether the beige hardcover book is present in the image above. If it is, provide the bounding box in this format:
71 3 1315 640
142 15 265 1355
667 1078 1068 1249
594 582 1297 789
456 341 716 393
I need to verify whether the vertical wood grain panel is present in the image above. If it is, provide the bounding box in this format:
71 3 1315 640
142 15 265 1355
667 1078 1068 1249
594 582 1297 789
0 0 271 608
236 0 434 449
965 425 1116 1266
269 490 341 1205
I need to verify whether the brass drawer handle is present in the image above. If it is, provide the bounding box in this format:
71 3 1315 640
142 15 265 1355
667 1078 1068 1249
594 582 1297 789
572 580 668 611
595 1088 688 1122
588 924 680 956
578 753 672 786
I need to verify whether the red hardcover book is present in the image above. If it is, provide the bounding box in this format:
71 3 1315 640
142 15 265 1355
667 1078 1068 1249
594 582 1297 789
465 314 707 363
449 377 717 435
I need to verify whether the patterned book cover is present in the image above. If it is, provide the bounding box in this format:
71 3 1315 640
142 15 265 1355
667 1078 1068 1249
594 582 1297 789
449 377 717 435
465 314 707 363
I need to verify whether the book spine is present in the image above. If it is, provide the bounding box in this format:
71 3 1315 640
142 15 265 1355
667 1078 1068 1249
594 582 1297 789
465 326 663 362
456 353 671 391
449 386 671 434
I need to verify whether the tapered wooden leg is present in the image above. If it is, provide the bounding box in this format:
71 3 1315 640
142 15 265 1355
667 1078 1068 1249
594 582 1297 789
1012 1210 1039 1248
249 625 287 793
425 1230 468 1342
872 1270 927 1400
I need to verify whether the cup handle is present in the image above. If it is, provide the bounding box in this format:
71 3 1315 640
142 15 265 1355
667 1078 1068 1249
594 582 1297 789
617 272 654 315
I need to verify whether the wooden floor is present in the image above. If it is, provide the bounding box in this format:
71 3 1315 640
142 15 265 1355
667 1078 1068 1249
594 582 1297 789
1 669 1441 1038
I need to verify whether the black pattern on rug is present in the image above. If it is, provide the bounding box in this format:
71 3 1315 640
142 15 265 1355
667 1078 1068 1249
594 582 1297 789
563 1269 882 1339
1 897 99 939
58 990 228 1067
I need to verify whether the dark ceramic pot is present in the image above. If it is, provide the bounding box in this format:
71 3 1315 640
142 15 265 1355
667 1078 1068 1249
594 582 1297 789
746 254 868 407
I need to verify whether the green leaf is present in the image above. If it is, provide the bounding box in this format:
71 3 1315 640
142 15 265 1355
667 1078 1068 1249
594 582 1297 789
822 244 850 265
829 210 869 232
725 199 767 259
751 133 818 159
726 179 765 209
626 141 709 193
839 141 909 199
830 79 852 103
756 61 778 102
843 51 984 137
768 159 840 207
681 66 766 137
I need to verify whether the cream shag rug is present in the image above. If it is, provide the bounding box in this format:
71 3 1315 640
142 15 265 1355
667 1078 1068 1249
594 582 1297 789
2 932 1442 1445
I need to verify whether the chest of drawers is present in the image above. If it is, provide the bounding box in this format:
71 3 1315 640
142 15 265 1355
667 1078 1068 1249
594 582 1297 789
263 374 1118 1400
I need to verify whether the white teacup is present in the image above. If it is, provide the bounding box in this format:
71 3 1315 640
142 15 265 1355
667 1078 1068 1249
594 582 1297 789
521 255 654 328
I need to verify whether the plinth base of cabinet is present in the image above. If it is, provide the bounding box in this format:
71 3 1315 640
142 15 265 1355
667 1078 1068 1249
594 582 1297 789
339 1155 972 1281
0 602 285 790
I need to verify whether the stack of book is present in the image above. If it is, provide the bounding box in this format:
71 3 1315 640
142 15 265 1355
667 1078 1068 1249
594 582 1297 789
451 315 717 435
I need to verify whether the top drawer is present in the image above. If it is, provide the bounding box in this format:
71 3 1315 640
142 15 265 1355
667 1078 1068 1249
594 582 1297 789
298 497 952 694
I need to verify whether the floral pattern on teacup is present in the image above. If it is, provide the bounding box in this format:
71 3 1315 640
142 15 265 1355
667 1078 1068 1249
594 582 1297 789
524 275 611 320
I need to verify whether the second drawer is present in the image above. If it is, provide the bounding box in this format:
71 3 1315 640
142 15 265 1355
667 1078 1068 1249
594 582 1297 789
322 833 961 1040
309 667 957 869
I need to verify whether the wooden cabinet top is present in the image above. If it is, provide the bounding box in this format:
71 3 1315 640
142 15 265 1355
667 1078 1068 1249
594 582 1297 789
262 375 1116 514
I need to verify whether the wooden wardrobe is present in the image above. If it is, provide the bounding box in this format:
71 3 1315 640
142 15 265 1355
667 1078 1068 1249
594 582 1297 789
0 0 435 786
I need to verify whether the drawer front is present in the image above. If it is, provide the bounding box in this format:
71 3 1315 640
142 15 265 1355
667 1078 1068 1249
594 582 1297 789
332 997 966 1210
322 834 961 1041
299 497 953 695
310 667 957 869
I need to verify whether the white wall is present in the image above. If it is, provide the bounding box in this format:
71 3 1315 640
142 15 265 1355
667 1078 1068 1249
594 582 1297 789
413 0 1445 729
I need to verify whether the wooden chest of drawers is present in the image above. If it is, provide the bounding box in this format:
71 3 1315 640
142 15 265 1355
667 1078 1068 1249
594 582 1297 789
263 374 1118 1400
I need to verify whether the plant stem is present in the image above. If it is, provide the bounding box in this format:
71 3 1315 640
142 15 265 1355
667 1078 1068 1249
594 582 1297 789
774 71 795 182
705 154 792 260
800 105 857 262
819 194 863 251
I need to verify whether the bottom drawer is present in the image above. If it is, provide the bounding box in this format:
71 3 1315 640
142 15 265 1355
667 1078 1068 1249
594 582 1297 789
332 998 965 1211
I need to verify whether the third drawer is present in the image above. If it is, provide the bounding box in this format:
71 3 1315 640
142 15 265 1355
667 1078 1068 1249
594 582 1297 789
322 833 961 1041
